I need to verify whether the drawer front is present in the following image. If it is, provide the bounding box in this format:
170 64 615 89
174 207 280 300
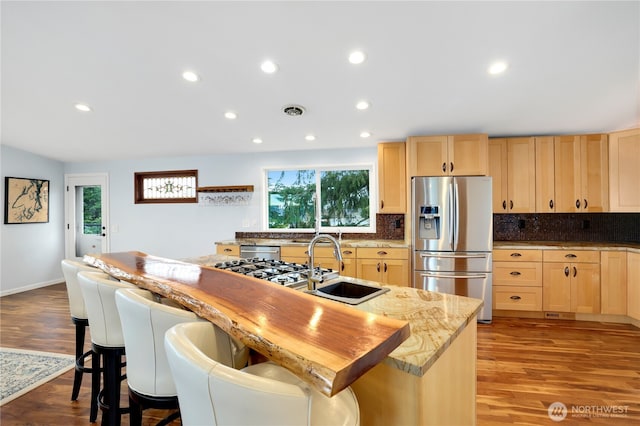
357 247 409 260
493 261 542 287
493 286 543 311
543 250 600 263
216 244 239 256
493 249 542 262
281 246 308 257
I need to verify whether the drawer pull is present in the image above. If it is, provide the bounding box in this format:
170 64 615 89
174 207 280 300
342 250 353 255
510 253 522 257
510 295 522 301
377 250 388 256
510 271 521 276
565 253 577 258
224 248 233 253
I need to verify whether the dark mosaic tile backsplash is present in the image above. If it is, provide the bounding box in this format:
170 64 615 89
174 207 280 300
494 213 640 244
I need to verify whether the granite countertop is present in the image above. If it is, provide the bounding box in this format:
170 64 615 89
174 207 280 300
494 241 640 252
216 238 410 248
187 254 483 378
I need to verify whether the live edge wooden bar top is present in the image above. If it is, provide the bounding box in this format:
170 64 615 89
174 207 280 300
84 251 410 397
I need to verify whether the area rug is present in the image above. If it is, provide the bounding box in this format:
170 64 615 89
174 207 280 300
0 347 75 406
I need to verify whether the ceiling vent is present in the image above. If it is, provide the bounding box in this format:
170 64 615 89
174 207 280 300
282 104 306 117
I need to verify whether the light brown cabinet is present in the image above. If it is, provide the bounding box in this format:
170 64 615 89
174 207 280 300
489 138 536 213
356 247 409 286
493 249 543 311
281 245 357 278
216 244 240 256
627 252 640 321
554 134 609 212
542 250 600 313
600 251 627 315
377 142 406 213
608 128 640 212
535 136 556 212
406 134 488 177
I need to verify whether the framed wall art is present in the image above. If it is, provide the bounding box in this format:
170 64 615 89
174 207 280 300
4 177 50 224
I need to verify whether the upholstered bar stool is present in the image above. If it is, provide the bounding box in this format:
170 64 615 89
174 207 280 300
165 322 360 426
78 271 136 426
60 258 101 420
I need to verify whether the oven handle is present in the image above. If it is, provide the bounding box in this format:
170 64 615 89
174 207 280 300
419 253 488 259
419 272 488 279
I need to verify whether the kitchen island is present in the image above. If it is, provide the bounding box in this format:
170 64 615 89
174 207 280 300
85 252 482 426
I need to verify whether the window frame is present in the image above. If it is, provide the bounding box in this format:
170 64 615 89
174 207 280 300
134 169 198 204
263 164 376 233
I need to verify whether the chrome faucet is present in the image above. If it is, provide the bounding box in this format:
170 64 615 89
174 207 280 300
307 234 343 291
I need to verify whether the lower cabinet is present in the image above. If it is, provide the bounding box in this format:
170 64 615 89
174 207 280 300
356 248 409 286
628 252 640 321
281 246 357 278
493 249 543 311
600 251 627 315
542 250 600 313
216 244 240 256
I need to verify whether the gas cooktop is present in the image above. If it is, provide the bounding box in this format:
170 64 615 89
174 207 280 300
213 258 338 288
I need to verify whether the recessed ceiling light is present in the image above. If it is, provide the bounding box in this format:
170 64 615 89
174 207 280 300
74 103 92 112
182 71 200 82
349 50 366 64
360 131 371 138
356 100 370 110
305 134 316 141
252 138 263 144
224 111 237 120
260 60 278 74
488 61 508 75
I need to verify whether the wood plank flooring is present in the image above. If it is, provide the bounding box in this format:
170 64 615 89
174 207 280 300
1 283 639 425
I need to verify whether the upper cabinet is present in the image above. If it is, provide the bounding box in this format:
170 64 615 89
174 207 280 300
406 134 488 177
554 134 608 212
377 142 406 213
535 136 556 212
608 128 640 212
489 137 536 213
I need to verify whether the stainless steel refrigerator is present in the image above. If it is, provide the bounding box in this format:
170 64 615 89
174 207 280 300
412 176 493 322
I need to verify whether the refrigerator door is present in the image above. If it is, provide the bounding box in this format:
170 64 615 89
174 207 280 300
452 177 493 252
412 177 454 251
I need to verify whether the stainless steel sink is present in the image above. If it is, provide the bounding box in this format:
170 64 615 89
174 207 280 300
309 281 389 305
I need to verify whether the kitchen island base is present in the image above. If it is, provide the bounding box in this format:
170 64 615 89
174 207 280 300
351 318 477 426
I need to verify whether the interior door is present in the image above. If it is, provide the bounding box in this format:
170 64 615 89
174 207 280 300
64 173 109 259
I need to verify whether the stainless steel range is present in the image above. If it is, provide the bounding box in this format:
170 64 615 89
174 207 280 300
214 258 338 289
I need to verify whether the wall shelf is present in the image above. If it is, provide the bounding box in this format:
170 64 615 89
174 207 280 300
197 185 254 206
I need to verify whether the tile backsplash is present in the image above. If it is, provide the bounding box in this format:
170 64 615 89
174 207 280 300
494 213 640 243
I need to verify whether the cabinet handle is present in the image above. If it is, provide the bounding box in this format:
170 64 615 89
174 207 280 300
224 248 232 253
384 263 388 273
450 162 454 172
442 162 447 173
509 200 513 210
381 200 384 209
343 250 353 255
341 261 345 272
573 266 577 277
564 266 570 277
510 252 522 257
377 250 388 256
502 200 506 210
304 250 309 255
510 271 521 276
565 253 577 258
376 262 381 272
549 199 554 209
576 199 581 208
510 295 522 300
584 199 588 209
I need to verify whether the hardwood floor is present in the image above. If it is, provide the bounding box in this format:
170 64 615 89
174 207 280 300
1 283 639 425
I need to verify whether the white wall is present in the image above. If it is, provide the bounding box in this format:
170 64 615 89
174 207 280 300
1 145 65 295
64 147 377 259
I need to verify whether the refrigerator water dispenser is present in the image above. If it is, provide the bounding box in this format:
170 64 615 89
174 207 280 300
419 205 440 239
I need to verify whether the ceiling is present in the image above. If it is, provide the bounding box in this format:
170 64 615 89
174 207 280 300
2 1 638 163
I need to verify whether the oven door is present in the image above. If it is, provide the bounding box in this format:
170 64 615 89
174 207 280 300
414 270 492 322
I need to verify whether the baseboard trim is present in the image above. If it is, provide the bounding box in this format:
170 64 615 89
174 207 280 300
0 279 63 297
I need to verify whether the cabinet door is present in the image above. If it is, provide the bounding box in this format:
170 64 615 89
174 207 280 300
356 258 383 282
407 136 449 176
378 142 406 213
339 258 357 278
382 259 409 286
627 252 640 321
535 136 556 212
580 134 608 212
507 137 536 212
570 262 600 313
554 136 582 212
600 251 627 315
609 128 640 212
449 134 488 176
543 263 572 312
488 138 508 213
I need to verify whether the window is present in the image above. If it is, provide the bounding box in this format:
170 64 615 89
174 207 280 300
134 170 198 204
266 166 374 232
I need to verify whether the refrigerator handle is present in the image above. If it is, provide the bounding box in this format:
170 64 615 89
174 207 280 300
454 180 460 251
448 182 454 248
